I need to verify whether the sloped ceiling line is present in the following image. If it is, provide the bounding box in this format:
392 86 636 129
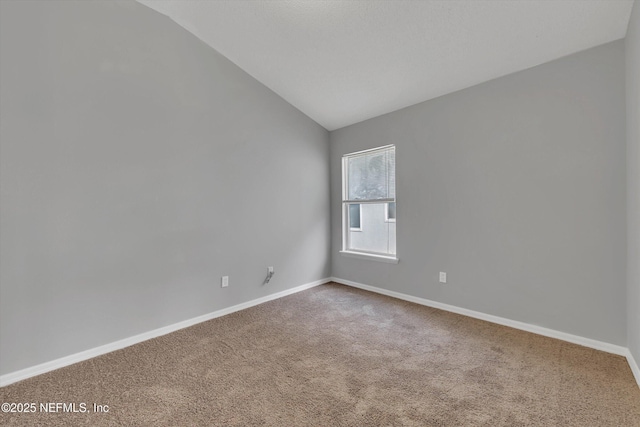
137 0 634 130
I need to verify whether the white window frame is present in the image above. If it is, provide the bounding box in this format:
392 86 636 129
340 145 398 264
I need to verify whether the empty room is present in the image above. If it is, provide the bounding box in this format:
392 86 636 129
1 0 639 425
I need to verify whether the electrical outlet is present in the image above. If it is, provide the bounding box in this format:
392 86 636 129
221 276 229 288
265 266 275 284
439 272 447 283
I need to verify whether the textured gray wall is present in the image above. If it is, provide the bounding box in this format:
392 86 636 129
627 0 640 364
331 41 627 346
0 0 330 375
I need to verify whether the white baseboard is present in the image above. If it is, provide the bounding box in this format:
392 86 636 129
331 277 630 357
626 350 640 389
0 277 331 387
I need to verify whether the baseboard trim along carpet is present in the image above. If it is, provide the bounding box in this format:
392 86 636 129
0 277 331 387
331 276 640 389
627 350 640 389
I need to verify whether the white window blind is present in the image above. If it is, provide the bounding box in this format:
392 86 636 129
345 146 395 203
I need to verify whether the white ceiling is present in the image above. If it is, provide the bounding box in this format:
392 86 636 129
137 0 634 131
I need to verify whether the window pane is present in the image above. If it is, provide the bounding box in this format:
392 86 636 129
347 150 392 201
349 204 361 229
348 203 396 255
387 202 396 220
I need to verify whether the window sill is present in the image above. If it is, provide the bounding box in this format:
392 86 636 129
339 251 399 264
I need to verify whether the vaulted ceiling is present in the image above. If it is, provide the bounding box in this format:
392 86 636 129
137 0 634 130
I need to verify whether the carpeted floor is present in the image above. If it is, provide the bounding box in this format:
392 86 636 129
1 283 639 426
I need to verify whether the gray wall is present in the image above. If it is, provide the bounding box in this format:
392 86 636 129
331 41 627 346
0 0 330 376
627 0 640 364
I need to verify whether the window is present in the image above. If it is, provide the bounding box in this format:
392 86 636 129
341 145 397 262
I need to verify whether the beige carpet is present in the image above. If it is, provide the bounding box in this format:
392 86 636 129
1 283 639 426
